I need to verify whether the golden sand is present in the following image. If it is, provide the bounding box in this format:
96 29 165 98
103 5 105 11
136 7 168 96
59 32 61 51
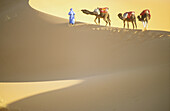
29 0 170 31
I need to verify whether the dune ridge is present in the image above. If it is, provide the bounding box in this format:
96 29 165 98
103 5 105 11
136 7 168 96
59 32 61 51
0 0 170 111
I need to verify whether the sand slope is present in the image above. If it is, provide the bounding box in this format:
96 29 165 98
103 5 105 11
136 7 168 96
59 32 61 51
29 0 170 31
0 0 170 111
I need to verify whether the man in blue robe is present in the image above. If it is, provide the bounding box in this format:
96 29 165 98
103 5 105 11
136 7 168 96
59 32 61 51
68 8 75 25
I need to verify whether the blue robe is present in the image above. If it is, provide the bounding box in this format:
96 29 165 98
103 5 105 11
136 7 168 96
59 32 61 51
68 9 75 24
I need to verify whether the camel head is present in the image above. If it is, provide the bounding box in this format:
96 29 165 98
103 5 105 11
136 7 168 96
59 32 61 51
81 9 90 15
81 9 97 15
137 15 143 21
118 13 123 20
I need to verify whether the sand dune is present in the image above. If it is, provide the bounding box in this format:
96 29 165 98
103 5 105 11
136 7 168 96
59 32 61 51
29 0 170 31
0 0 170 111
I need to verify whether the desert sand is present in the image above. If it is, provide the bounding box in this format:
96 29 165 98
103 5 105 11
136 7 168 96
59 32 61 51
29 0 170 31
0 0 170 111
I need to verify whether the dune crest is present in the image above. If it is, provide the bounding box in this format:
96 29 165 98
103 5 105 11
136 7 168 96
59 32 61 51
0 0 170 111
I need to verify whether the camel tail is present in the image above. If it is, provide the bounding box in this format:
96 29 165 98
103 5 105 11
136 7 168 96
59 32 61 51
81 9 96 15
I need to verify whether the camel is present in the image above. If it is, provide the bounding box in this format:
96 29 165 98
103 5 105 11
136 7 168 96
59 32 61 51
137 9 151 31
118 12 137 29
81 8 111 26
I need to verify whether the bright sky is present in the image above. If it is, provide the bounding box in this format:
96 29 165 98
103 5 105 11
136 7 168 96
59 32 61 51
29 0 170 31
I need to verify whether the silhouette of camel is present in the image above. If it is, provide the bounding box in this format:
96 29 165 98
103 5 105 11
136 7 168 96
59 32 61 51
137 9 151 31
81 9 111 26
118 12 137 29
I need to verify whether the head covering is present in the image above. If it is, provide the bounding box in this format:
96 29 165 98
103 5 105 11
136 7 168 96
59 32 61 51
70 8 73 11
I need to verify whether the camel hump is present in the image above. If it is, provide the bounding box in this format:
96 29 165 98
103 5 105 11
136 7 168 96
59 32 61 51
131 11 135 15
127 11 135 15
140 9 150 16
140 9 151 19
99 7 109 13
123 11 135 19
94 8 100 15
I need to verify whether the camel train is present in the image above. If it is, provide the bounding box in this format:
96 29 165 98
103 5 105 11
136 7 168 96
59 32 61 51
81 8 151 30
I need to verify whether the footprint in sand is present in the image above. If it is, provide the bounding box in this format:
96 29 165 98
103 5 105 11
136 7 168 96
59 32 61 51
112 29 116 32
123 29 129 32
92 28 95 30
101 27 106 30
106 27 112 31
108 28 112 31
92 27 100 31
134 31 138 34
5 15 11 21
159 34 164 38
96 28 100 30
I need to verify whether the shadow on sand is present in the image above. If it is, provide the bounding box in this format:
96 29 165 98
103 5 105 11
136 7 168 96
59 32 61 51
4 66 170 111
0 0 170 111
0 0 170 83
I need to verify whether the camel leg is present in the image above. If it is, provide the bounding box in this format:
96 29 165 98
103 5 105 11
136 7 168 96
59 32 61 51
103 15 108 26
123 20 125 28
144 21 147 30
132 21 134 29
107 14 111 26
142 21 146 29
98 18 100 25
103 18 108 26
109 21 111 26
127 22 129 29
146 21 148 30
105 20 108 26
107 18 111 26
94 17 98 24
135 20 137 29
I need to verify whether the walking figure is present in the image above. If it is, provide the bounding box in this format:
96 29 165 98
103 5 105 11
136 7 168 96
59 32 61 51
68 8 75 25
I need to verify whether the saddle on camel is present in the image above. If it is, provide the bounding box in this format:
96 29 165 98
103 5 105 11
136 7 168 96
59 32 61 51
94 7 109 16
137 9 151 31
118 11 137 29
123 11 135 20
99 7 109 14
140 9 151 20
